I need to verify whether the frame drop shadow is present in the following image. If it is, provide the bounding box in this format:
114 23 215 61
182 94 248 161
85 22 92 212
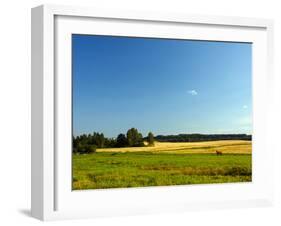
18 209 32 218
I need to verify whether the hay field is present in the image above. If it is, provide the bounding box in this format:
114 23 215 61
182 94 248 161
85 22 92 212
97 140 252 154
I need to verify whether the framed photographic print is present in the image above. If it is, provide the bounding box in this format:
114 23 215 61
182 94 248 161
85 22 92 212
31 4 274 221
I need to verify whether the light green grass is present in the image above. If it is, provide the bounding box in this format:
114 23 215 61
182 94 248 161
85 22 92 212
73 151 252 190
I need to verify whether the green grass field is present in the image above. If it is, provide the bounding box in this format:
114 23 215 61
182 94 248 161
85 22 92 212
73 140 252 190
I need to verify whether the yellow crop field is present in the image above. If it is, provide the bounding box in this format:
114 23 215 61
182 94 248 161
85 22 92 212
97 140 251 154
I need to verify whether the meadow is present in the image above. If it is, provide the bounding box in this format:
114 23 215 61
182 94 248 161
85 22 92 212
72 140 252 190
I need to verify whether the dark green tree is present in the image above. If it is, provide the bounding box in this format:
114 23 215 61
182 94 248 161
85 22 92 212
137 132 145 146
147 132 155 146
116 133 128 147
97 133 105 148
76 144 96 154
104 137 117 148
90 132 105 148
126 128 144 147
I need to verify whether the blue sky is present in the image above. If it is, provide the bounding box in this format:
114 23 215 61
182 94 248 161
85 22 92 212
72 35 252 138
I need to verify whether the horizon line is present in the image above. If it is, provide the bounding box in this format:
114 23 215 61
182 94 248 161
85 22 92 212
74 131 252 138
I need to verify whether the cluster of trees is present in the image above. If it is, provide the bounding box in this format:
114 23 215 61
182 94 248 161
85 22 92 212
73 128 155 154
73 128 250 154
73 132 106 154
154 133 251 142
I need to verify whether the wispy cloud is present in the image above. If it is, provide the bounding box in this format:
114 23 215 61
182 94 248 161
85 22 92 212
188 90 198 96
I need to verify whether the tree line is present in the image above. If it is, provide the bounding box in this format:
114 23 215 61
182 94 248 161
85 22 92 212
73 128 155 154
154 133 251 142
73 129 251 154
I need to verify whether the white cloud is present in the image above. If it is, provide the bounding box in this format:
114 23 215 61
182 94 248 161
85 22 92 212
188 90 198 96
243 105 248 109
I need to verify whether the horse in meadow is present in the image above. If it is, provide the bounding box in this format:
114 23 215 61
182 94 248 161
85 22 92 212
216 150 222 155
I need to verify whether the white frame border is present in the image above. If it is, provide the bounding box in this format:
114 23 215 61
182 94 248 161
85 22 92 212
31 4 274 221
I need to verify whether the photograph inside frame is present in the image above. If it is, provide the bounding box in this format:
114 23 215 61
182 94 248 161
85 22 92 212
71 34 252 190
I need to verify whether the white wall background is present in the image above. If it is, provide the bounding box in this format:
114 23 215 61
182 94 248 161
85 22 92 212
0 0 280 225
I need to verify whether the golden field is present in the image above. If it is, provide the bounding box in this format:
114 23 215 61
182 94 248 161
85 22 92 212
96 140 252 154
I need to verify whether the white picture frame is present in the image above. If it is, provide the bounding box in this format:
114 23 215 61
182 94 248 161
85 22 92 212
31 4 274 221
